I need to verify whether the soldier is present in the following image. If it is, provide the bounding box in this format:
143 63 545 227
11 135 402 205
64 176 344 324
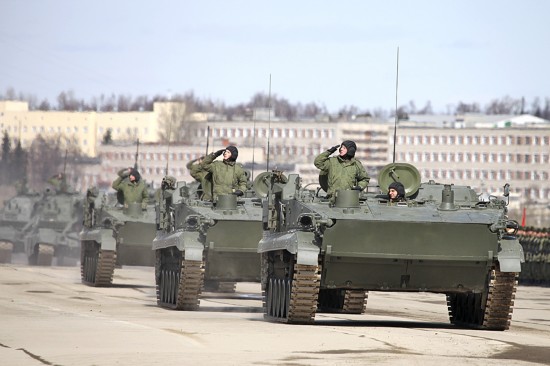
48 173 69 193
314 140 370 201
14 178 29 195
200 145 247 201
186 156 212 201
388 181 406 203
111 167 148 209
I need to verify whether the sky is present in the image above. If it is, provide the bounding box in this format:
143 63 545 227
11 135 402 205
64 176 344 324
1 0 549 113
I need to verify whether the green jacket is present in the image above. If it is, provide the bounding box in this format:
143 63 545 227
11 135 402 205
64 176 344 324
112 169 148 208
314 151 370 198
48 175 69 193
201 153 247 200
186 158 213 201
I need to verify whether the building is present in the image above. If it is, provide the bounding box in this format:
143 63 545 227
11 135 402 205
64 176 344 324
0 100 180 157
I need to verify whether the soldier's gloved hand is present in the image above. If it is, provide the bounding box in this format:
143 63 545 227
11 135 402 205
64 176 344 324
351 186 363 191
214 149 225 157
233 189 244 197
118 169 130 178
327 145 340 154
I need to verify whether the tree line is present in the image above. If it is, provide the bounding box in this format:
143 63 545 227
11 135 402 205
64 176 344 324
2 87 550 121
0 131 83 192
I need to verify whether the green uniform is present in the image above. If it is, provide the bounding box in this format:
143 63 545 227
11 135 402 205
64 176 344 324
186 158 213 201
111 169 148 208
314 151 370 198
201 153 247 201
48 174 69 193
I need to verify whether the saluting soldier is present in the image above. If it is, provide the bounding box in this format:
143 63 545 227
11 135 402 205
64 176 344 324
201 145 247 201
111 167 148 209
314 140 370 202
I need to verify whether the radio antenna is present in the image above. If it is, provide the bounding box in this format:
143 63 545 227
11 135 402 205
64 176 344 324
63 148 68 176
392 47 400 163
393 47 399 163
165 120 172 175
205 125 210 156
251 106 257 182
266 74 272 172
134 138 140 170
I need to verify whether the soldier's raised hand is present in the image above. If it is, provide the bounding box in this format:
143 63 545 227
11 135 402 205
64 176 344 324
327 145 340 154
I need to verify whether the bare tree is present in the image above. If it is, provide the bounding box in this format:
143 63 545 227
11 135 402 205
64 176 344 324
4 87 16 100
543 98 550 120
38 99 51 111
99 93 117 112
484 96 522 115
27 134 83 191
117 94 133 112
456 101 481 114
57 90 80 111
408 100 417 114
417 101 434 115
157 102 188 143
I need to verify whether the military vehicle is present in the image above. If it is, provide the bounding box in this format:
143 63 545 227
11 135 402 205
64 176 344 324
23 188 83 266
257 163 524 330
152 176 263 310
80 188 157 286
0 191 41 263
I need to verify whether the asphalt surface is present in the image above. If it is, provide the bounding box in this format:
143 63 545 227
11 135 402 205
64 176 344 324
1 261 550 366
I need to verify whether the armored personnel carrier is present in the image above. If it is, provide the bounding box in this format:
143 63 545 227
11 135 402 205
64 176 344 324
24 188 83 266
80 189 157 286
152 176 263 310
258 163 524 330
0 192 41 263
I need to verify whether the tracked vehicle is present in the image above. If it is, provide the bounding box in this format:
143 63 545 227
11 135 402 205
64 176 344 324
24 189 83 266
153 177 263 310
258 163 524 330
0 192 41 263
80 189 156 286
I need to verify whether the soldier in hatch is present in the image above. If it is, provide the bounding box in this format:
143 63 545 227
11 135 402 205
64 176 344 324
111 167 148 209
200 146 247 201
48 173 69 193
388 181 406 203
314 140 369 201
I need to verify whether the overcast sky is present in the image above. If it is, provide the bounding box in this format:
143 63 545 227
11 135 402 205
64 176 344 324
1 0 549 113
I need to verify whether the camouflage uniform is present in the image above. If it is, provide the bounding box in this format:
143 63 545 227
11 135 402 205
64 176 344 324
314 150 369 199
201 152 247 201
111 168 148 209
48 173 69 193
186 157 213 201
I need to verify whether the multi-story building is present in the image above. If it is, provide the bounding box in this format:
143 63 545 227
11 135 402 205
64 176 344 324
0 100 180 157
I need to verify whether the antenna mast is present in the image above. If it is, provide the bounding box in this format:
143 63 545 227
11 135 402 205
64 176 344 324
392 47 400 163
134 138 140 170
266 74 272 172
63 148 68 176
251 108 257 182
205 125 210 156
165 121 172 175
